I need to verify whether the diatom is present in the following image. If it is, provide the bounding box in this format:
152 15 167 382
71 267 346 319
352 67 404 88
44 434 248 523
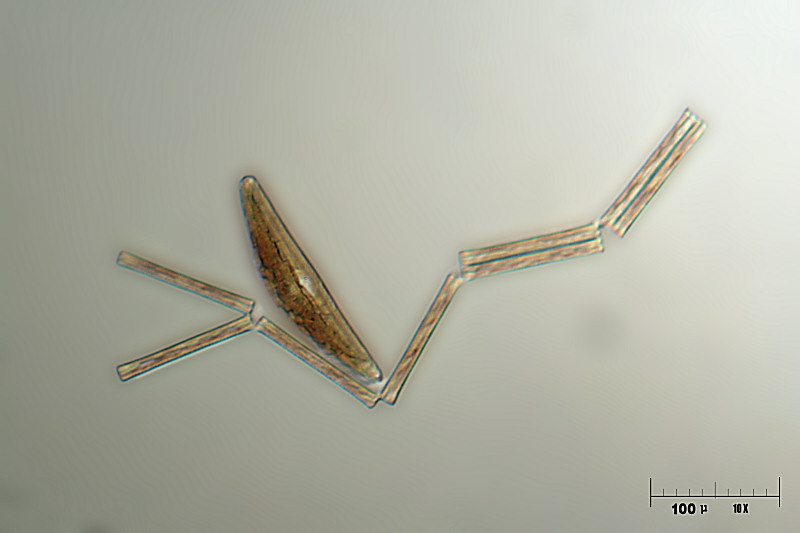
600 108 706 237
115 251 257 381
253 317 380 407
458 222 604 281
381 272 463 405
115 108 705 407
239 176 382 382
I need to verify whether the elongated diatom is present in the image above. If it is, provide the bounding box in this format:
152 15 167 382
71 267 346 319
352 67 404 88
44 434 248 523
381 272 463 405
600 108 706 237
459 222 604 280
254 317 379 407
117 315 254 381
117 251 255 314
240 176 382 382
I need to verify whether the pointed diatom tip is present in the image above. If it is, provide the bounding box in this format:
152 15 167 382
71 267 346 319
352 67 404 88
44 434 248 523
240 175 260 191
240 176 267 208
366 365 382 382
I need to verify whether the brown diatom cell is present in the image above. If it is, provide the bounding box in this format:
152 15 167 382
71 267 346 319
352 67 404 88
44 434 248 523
240 176 382 382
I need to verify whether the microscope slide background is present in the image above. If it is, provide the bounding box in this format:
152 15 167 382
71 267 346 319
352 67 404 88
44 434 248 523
3 2 798 531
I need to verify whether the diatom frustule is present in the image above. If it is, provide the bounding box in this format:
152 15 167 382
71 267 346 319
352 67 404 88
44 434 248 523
240 176 382 382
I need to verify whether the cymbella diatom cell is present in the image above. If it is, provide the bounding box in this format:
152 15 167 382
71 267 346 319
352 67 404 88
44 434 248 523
240 176 382 382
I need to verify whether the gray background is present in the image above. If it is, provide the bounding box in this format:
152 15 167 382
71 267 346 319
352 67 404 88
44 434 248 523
2 2 798 531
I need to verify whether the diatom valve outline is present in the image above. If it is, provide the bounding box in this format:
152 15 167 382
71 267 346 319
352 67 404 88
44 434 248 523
115 108 706 408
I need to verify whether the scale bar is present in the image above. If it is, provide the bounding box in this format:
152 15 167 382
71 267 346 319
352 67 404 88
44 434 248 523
651 495 779 499
650 477 781 508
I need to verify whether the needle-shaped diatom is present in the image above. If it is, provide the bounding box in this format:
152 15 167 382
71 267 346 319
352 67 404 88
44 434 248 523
240 176 382 382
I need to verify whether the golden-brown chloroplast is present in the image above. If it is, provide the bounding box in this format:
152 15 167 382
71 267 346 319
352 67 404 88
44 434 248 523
240 176 382 382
